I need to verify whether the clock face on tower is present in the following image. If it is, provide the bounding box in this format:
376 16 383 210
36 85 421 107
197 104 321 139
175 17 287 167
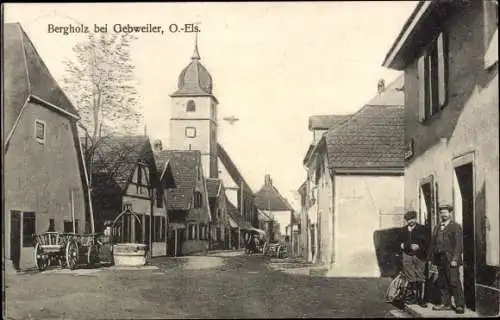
185 127 196 138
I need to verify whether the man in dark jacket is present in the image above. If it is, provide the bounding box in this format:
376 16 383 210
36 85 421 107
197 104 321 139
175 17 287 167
427 203 465 314
399 210 429 306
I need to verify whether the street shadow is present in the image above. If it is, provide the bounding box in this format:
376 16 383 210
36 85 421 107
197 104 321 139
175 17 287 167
373 227 401 278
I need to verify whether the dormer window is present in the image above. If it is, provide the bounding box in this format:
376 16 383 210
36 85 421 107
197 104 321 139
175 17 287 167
186 100 196 112
35 120 46 144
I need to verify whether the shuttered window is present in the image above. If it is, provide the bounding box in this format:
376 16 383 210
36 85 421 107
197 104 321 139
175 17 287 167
22 212 36 248
418 32 448 122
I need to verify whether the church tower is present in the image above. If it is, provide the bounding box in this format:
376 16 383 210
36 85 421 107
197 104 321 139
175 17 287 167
169 37 219 178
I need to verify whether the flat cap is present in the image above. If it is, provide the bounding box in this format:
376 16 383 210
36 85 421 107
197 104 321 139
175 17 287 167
438 203 454 211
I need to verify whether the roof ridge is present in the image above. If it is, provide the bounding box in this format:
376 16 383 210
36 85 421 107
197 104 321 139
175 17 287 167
18 24 32 96
20 25 79 118
217 143 253 194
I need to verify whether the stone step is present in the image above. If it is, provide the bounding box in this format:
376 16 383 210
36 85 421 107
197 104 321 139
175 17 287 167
404 304 479 318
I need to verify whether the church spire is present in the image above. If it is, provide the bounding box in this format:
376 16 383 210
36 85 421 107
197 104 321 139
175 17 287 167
192 31 200 60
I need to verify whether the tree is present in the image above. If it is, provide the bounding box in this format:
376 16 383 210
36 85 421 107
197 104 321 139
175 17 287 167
61 31 144 188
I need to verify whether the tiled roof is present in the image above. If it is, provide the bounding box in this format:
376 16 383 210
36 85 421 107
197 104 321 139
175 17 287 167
217 143 253 194
254 175 294 211
90 136 151 191
308 114 352 131
206 178 221 198
325 105 405 169
3 23 79 137
155 150 200 210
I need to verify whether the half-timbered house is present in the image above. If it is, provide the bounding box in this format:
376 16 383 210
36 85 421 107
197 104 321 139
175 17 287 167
87 136 174 257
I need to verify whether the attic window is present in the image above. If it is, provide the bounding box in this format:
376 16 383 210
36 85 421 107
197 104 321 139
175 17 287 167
35 120 46 144
186 100 196 112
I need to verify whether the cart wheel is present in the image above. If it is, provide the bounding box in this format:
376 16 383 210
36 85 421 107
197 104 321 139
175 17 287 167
87 245 99 268
34 242 49 272
65 240 79 270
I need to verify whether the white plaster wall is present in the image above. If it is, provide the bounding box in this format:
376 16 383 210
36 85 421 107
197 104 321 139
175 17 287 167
333 175 404 277
405 72 499 266
448 71 499 266
317 156 333 265
170 97 215 119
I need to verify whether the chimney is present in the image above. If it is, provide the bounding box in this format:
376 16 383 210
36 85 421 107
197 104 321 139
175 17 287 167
153 139 162 153
264 174 272 186
377 79 385 94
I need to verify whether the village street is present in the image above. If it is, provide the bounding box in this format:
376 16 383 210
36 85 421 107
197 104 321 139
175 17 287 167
5 252 397 319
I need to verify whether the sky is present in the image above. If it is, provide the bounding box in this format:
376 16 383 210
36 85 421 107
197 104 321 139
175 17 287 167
4 2 417 211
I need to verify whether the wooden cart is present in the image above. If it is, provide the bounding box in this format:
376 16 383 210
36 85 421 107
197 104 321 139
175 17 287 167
33 232 80 271
78 233 114 267
264 242 288 259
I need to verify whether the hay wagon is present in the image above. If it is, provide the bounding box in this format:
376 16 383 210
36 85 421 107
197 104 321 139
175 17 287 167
33 232 80 271
33 232 114 272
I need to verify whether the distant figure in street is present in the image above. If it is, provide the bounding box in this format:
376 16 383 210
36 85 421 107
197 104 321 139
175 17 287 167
103 221 112 237
246 234 257 254
427 203 465 314
398 210 429 307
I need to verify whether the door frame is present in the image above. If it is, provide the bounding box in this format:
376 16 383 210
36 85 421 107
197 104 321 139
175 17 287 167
418 174 435 230
451 150 477 309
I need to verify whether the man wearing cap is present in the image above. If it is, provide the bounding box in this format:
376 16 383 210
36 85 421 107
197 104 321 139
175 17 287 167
398 210 429 306
427 203 465 314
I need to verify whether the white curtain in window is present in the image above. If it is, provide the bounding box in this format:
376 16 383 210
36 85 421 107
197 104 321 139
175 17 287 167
437 33 447 107
417 55 426 122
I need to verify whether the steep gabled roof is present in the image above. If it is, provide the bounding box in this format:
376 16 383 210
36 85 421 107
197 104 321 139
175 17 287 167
254 175 294 212
258 209 274 222
152 153 176 189
308 114 352 131
325 105 405 170
3 23 79 138
217 143 253 194
155 150 201 210
89 136 151 192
